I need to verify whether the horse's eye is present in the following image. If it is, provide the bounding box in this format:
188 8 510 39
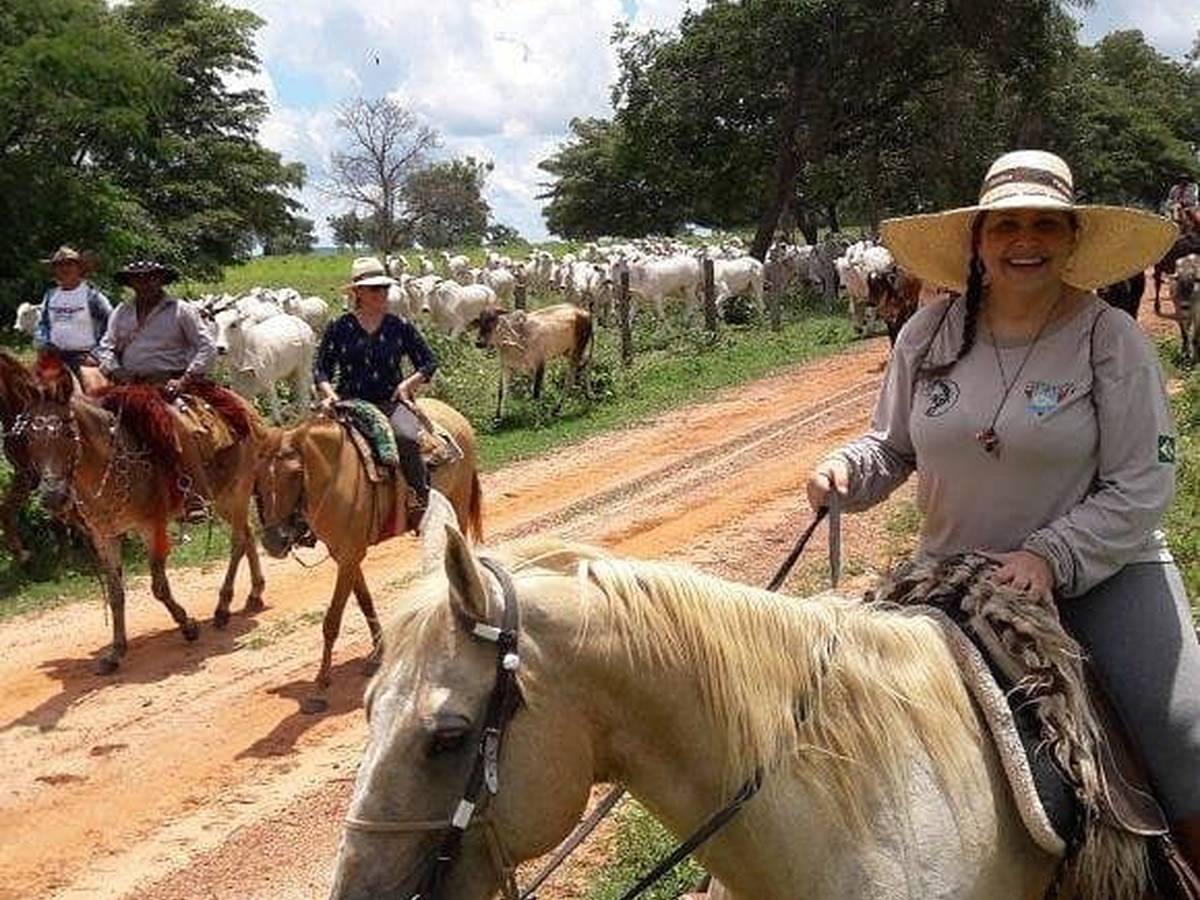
428 727 470 757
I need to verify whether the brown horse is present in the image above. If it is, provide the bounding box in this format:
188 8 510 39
255 397 482 711
18 359 268 673
0 351 39 565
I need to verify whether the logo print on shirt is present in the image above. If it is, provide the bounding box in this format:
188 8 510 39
1024 381 1076 416
923 378 960 417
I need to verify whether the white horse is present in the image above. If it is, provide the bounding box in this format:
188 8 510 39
328 529 1146 899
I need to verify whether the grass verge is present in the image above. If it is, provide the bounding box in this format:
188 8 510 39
583 801 704 900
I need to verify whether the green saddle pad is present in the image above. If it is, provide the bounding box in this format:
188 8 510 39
334 400 400 468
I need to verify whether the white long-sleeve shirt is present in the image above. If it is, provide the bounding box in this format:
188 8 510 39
831 293 1176 598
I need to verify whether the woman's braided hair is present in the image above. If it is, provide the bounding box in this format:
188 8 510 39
920 214 987 379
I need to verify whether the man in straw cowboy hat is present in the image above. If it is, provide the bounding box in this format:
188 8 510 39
807 150 1199 872
314 255 438 531
96 259 219 521
34 245 112 393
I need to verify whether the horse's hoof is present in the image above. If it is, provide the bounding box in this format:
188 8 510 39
301 695 329 715
212 608 231 629
243 596 266 614
95 655 120 675
181 619 201 642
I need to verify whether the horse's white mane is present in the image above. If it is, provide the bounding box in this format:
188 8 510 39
380 539 982 831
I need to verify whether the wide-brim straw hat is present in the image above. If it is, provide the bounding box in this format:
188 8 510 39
343 256 396 290
115 259 180 286
880 150 1179 292
42 245 86 266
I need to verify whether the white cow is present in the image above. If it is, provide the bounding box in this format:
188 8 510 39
215 313 315 423
711 256 765 314
14 302 41 337
427 281 497 338
440 252 471 284
279 293 330 332
625 255 702 321
477 267 516 303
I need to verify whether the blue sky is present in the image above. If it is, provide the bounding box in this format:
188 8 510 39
233 1 1199 243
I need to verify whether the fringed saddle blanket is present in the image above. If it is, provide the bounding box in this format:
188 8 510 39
869 553 1151 900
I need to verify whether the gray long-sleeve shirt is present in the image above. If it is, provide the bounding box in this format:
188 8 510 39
96 297 216 378
831 293 1176 598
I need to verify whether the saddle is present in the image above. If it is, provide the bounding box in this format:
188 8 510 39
333 399 463 485
870 554 1199 900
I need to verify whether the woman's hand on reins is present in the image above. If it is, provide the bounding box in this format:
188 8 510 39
982 549 1055 602
806 457 851 513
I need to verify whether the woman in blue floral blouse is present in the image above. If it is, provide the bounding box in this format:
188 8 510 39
314 256 438 528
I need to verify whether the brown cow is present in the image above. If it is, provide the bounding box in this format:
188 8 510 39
476 303 593 423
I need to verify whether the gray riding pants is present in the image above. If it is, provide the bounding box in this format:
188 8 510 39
387 402 428 496
1057 562 1200 820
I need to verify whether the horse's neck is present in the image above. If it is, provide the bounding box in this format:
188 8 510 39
70 399 118 488
0 357 33 426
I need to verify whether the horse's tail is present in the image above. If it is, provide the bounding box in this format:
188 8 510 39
466 471 484 544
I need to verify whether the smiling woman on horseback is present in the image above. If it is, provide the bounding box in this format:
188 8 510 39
314 256 438 532
808 150 1200 872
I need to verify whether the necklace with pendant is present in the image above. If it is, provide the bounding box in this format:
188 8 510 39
975 295 1061 457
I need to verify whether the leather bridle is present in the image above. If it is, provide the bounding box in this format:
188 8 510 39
343 556 525 899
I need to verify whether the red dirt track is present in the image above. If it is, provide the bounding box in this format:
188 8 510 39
0 299 1178 899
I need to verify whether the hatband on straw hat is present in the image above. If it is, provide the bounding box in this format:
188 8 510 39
115 259 180 286
344 256 396 289
879 150 1178 292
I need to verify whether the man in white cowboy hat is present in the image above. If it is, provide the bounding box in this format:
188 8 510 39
96 258 218 520
806 150 1200 874
34 245 112 393
314 255 439 531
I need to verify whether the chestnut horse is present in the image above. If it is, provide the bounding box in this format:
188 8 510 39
18 359 267 672
328 529 1147 900
0 351 38 565
254 397 482 711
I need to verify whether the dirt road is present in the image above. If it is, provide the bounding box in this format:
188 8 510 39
0 299 1179 900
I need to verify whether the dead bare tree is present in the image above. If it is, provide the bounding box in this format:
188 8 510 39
323 97 438 253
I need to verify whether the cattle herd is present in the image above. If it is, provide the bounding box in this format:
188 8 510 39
12 237 1199 422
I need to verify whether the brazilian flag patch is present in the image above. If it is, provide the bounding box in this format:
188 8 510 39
1158 435 1176 464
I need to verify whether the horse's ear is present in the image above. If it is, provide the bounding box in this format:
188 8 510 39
34 351 74 403
444 524 490 625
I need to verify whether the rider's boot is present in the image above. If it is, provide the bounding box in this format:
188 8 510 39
396 437 430 534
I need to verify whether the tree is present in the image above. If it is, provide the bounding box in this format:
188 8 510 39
539 117 690 238
328 210 366 249
261 216 316 255
0 0 171 312
540 0 1092 253
324 97 439 253
486 223 523 245
402 156 492 248
114 0 307 278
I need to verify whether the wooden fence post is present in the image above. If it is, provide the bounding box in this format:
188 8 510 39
618 261 633 366
514 270 527 310
702 257 718 334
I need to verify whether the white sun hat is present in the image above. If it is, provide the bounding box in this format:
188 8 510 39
879 150 1178 292
343 256 396 289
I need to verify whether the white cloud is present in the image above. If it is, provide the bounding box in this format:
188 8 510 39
235 0 1197 243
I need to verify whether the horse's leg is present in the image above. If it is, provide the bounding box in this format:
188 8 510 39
214 505 249 628
352 570 383 672
148 548 200 642
305 560 359 714
95 536 129 674
241 530 266 614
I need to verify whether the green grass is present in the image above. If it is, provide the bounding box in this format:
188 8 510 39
583 801 705 900
1160 347 1200 612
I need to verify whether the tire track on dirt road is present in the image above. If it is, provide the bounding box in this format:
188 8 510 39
0 338 891 900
